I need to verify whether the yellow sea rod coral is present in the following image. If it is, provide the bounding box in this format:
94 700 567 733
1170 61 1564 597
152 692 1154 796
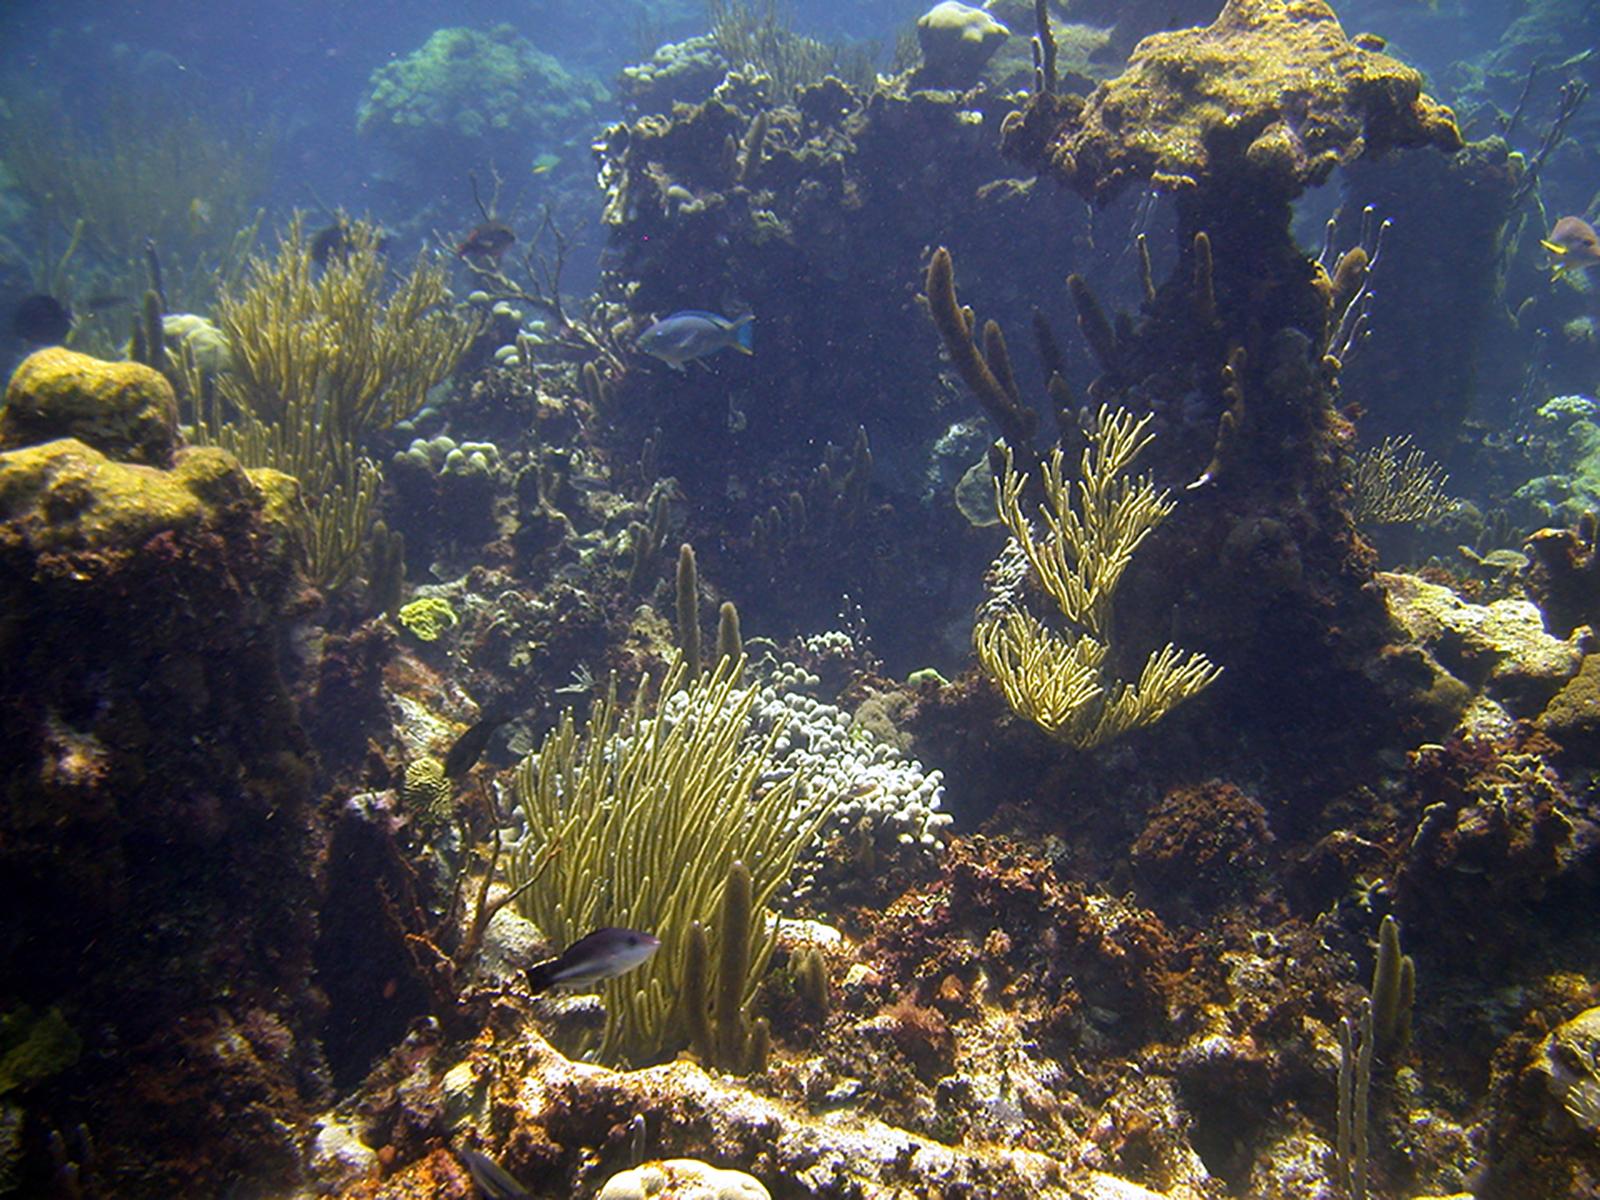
975 407 1220 749
508 654 835 1067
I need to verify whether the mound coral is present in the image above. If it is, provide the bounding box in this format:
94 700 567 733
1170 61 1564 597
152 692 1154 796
598 1158 770 1200
1 347 179 467
0 350 318 1193
358 25 607 174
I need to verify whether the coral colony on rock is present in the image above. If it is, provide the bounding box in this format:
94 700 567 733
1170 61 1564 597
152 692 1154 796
5 0 1600 1196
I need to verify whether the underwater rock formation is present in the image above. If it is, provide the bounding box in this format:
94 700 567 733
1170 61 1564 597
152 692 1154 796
1004 0 1459 206
1 347 180 467
1379 570 1587 731
594 68 1081 662
0 351 322 1193
982 0 1467 785
354 1021 1152 1199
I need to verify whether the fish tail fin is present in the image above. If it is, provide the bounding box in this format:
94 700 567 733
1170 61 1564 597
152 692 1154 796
731 314 755 355
525 961 555 994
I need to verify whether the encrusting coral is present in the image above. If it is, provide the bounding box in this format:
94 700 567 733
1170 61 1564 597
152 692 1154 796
1003 0 1460 205
975 407 1220 749
0 348 319 1194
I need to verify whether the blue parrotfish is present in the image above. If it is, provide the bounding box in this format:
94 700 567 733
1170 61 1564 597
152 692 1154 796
637 310 754 370
525 927 660 994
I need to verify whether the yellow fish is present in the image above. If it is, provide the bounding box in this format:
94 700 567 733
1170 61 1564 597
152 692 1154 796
1542 215 1600 286
530 152 560 176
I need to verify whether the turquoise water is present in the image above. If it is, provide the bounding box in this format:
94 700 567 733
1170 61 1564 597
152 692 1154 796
0 2 1597 1197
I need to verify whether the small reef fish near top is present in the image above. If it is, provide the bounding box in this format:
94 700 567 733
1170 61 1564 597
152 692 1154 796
1542 215 1600 282
310 218 393 267
525 926 660 994
636 310 755 370
456 1146 531 1199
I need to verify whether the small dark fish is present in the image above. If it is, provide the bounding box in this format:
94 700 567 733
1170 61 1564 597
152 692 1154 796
11 294 72 344
311 220 393 267
444 712 513 779
526 926 660 994
637 310 754 371
79 293 131 312
1543 215 1600 282
456 1147 531 1200
311 221 352 267
457 221 516 261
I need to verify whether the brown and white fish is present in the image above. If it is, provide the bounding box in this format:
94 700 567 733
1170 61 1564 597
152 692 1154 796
1541 215 1600 284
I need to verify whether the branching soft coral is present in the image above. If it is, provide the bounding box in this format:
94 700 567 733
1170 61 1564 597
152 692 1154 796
976 407 1220 749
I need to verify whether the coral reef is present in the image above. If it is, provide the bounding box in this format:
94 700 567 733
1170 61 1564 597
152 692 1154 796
593 68 1082 663
0 351 321 1194
390 435 507 560
1004 0 1459 206
4 7 1599 1199
963 0 1473 788
357 25 607 177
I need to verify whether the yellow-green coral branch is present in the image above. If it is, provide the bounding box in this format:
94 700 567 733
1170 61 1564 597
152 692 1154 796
994 406 1173 638
508 654 835 1067
977 406 1219 750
